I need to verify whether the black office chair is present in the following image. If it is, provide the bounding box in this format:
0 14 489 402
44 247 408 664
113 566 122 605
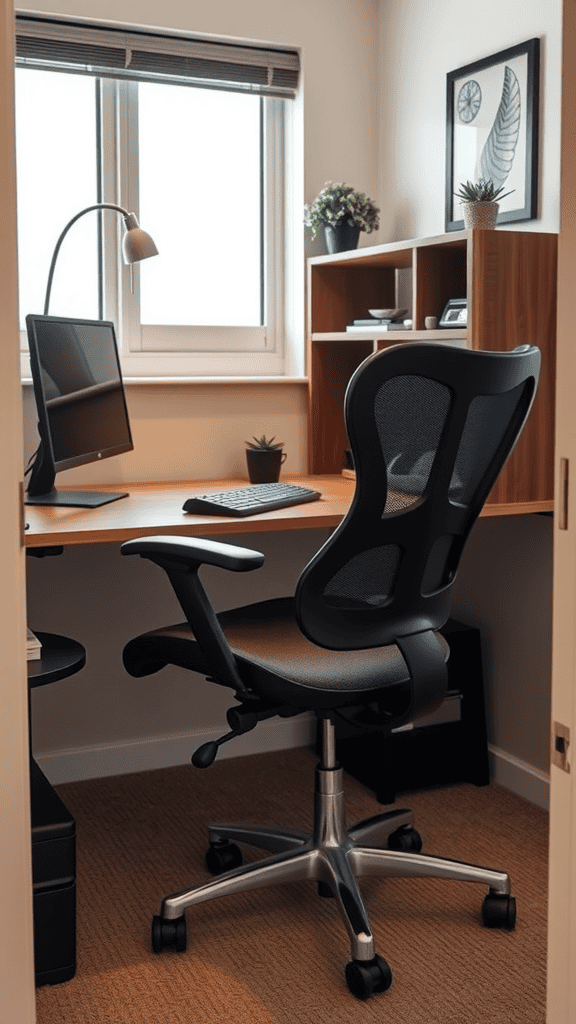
121 342 540 1000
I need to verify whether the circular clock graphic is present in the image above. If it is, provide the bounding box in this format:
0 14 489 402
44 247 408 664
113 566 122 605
457 79 482 123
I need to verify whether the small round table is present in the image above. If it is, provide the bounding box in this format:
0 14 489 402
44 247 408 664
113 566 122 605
27 631 86 688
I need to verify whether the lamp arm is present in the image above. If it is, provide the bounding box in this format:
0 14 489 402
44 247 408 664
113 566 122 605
43 203 132 315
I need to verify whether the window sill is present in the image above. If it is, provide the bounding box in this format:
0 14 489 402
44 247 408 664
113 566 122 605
21 374 308 386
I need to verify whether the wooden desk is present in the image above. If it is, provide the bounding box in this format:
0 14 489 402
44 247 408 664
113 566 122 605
24 474 552 549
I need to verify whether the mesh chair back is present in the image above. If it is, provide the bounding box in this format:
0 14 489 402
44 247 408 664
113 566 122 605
296 343 540 650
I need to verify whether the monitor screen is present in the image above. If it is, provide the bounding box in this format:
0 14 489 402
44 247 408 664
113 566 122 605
26 314 134 507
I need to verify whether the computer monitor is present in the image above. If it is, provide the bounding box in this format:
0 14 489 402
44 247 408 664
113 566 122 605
25 314 134 507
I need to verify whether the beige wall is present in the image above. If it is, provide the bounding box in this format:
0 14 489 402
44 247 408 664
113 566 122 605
374 0 562 789
22 0 559 797
376 0 562 242
21 0 381 777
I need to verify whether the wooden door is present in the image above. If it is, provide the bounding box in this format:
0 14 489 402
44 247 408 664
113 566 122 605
547 1 576 1019
0 0 36 1020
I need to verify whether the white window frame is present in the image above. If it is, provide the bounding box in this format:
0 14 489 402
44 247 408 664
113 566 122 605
102 78 286 378
20 71 290 380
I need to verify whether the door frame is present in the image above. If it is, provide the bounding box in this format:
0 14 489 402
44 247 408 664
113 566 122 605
0 0 36 1020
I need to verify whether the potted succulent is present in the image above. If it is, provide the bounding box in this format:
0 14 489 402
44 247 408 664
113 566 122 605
454 178 515 230
304 182 380 253
245 435 287 484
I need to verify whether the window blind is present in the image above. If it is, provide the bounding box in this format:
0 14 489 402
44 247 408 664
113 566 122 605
14 13 300 98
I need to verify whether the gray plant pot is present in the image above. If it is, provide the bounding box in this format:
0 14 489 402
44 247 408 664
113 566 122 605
323 222 361 254
461 201 499 230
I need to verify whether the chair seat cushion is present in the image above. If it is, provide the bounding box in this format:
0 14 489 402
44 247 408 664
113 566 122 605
123 597 449 710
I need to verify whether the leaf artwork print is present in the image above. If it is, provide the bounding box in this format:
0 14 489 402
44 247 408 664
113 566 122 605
480 66 521 189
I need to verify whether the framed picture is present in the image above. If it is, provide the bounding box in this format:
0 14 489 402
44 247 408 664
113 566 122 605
445 38 539 232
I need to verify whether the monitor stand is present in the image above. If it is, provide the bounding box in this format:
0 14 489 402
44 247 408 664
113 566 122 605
25 490 128 508
25 440 128 508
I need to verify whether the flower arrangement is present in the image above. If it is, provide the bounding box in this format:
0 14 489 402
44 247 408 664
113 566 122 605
304 182 380 239
454 178 514 204
245 434 284 451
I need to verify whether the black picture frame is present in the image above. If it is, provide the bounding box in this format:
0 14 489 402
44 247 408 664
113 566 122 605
445 38 539 232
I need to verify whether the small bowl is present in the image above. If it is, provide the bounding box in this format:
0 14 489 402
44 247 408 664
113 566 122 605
368 307 408 320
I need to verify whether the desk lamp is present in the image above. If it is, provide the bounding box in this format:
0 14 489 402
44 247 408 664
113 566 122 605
43 202 158 314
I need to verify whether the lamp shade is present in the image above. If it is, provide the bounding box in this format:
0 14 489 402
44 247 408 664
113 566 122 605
43 203 159 314
121 212 159 264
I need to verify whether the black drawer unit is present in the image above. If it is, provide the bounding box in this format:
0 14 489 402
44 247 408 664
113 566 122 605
330 619 490 805
30 757 76 986
27 631 85 986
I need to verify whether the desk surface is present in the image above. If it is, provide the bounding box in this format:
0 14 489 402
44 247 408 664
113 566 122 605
24 474 553 549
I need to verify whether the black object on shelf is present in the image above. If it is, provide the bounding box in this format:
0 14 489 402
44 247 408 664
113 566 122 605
28 632 85 986
327 619 489 805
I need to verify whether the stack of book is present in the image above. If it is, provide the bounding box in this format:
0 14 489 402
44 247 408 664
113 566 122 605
346 318 408 333
26 626 42 661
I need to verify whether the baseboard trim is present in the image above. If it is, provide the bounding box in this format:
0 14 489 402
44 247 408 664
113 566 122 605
488 744 550 809
35 714 317 786
35 725 550 808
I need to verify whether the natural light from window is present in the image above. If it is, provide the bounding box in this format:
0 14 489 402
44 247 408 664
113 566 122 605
15 69 99 327
138 83 262 327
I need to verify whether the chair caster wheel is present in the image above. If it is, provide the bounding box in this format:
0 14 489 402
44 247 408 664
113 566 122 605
345 954 392 1000
152 914 187 953
205 839 244 875
387 825 423 853
482 892 516 929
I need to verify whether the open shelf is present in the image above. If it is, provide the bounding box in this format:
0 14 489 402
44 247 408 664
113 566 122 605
307 229 558 511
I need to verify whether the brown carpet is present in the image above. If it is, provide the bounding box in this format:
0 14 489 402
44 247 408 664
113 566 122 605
36 747 548 1024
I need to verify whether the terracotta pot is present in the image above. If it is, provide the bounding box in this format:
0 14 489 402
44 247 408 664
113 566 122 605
461 201 499 230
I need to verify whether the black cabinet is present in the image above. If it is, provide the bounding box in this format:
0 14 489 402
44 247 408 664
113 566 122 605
28 632 85 986
30 758 76 986
332 619 489 805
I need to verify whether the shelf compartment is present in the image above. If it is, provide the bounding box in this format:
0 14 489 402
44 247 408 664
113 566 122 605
413 242 467 331
308 264 397 335
308 339 373 474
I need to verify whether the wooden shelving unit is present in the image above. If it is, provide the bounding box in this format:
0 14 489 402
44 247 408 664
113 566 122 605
307 229 558 513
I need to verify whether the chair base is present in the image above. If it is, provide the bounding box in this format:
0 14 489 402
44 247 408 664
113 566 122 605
154 755 513 973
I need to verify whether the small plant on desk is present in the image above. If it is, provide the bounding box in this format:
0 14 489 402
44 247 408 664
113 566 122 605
245 436 286 484
245 435 285 452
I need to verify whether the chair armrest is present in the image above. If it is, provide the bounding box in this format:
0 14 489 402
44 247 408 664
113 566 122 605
121 534 265 696
121 535 265 573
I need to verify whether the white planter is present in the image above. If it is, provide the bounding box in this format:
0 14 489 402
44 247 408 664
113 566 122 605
461 201 499 230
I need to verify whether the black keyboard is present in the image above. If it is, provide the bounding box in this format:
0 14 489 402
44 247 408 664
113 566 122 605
182 482 321 518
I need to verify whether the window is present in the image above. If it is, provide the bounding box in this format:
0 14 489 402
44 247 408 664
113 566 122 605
14 14 300 377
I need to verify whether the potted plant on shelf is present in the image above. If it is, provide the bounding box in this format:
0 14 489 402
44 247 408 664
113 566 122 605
245 435 287 484
304 182 380 254
454 177 515 230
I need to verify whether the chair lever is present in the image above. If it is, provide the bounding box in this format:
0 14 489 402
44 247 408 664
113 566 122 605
192 735 240 768
191 702 282 768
